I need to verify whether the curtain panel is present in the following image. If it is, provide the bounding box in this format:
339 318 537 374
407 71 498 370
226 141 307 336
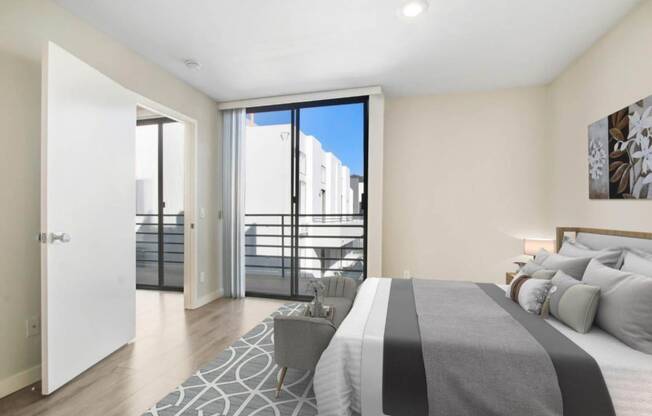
221 108 247 298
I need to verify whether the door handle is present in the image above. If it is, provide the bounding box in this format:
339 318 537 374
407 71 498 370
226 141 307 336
49 232 71 243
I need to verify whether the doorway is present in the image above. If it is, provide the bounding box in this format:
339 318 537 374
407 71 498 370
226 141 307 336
135 109 185 291
40 43 199 395
243 97 368 299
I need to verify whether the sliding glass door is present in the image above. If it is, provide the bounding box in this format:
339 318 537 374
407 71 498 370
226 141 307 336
295 102 366 296
244 109 293 296
135 118 185 291
244 97 368 299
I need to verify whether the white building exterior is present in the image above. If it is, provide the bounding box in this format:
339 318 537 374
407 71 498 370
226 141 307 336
244 123 355 216
244 122 364 293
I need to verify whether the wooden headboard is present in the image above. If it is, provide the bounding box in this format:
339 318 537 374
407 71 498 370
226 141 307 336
555 227 652 252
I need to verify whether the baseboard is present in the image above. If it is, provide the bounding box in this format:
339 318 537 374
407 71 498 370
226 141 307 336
0 364 41 399
189 288 223 309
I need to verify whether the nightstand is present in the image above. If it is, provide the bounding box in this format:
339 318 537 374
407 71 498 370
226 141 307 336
505 272 516 285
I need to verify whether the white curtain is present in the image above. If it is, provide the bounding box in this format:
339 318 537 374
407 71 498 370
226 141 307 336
222 108 247 298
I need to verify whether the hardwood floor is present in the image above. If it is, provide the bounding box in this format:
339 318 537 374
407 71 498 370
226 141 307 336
0 290 286 416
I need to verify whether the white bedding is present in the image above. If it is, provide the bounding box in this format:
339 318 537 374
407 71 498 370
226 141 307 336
313 278 652 416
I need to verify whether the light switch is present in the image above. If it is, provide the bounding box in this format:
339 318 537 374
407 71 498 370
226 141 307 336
200 208 206 219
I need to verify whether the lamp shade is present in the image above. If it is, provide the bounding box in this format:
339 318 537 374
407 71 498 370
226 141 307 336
523 239 555 256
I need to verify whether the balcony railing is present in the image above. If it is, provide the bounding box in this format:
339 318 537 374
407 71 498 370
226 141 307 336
135 213 184 264
245 213 365 280
135 213 185 290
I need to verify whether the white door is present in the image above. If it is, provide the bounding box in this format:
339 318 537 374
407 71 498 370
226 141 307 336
41 42 136 394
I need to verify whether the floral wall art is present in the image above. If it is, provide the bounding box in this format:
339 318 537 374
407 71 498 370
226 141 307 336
588 96 652 199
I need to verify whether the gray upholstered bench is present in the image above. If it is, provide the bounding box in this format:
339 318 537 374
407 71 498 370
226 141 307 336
273 276 357 397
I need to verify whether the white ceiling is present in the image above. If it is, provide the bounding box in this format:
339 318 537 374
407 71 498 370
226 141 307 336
55 0 641 102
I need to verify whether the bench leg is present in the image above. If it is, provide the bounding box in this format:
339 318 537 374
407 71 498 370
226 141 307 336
275 367 288 398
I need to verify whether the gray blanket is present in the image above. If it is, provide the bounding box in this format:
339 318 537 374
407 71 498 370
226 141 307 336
381 279 615 416
413 280 562 416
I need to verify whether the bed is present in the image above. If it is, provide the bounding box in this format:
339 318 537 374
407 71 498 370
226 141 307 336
313 227 652 416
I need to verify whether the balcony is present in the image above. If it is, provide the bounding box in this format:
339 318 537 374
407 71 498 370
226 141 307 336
245 213 365 296
135 213 184 289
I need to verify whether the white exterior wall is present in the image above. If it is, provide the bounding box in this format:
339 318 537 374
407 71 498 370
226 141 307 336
245 123 361 281
245 124 355 217
244 125 292 215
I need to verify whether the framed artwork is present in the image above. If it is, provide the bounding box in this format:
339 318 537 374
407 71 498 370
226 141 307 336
589 96 652 199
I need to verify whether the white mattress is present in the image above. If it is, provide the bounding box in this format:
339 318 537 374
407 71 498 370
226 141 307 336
314 278 652 416
546 314 652 415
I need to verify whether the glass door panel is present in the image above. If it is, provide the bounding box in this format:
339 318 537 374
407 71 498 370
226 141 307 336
135 118 184 291
135 124 159 286
162 122 185 289
244 110 293 296
296 103 366 296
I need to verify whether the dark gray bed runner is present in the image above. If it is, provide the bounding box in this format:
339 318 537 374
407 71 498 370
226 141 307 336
382 279 615 416
478 283 615 416
382 278 429 415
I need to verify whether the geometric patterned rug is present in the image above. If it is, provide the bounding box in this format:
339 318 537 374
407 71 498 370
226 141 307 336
143 303 317 416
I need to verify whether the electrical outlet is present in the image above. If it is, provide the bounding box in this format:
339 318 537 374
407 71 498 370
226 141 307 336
26 316 40 337
199 208 206 219
199 272 206 283
403 270 411 279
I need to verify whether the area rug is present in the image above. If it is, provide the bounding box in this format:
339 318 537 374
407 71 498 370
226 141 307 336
143 303 317 416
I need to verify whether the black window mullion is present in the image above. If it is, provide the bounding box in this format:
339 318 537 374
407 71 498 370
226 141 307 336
363 98 369 280
158 121 165 288
293 108 301 297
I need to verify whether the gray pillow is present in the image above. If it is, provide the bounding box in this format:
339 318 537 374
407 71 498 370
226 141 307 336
559 240 622 268
621 249 652 277
519 261 557 279
582 259 652 354
537 252 592 280
533 248 551 265
549 271 600 333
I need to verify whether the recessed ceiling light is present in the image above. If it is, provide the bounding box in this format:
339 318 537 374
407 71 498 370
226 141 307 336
184 59 201 71
400 0 429 17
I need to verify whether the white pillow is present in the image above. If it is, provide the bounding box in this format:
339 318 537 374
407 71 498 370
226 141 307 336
506 261 556 297
620 249 652 277
509 275 552 315
559 240 622 268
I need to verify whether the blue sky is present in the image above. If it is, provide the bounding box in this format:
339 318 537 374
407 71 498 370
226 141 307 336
251 103 364 176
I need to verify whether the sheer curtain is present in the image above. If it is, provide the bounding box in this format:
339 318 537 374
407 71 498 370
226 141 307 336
221 108 247 298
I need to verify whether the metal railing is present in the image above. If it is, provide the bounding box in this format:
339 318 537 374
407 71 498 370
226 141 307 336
245 213 365 279
135 213 184 265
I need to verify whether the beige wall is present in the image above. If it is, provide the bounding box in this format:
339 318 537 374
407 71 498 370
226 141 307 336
0 0 220 397
0 50 43 397
383 87 551 282
547 0 652 232
382 0 652 283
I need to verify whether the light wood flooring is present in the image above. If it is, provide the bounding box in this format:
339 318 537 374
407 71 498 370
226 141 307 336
0 290 285 416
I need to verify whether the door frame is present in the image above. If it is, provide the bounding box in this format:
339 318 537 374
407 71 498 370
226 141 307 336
245 95 369 300
136 99 198 310
135 116 185 292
